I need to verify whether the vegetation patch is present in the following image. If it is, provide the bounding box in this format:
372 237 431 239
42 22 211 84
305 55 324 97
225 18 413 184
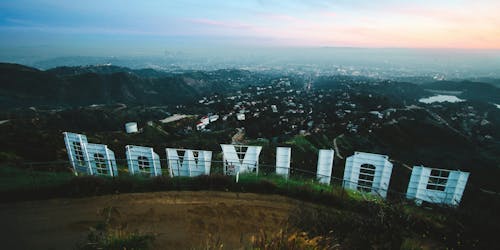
0 165 498 249
77 207 155 250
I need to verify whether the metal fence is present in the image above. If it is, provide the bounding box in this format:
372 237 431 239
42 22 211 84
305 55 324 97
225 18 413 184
8 157 451 205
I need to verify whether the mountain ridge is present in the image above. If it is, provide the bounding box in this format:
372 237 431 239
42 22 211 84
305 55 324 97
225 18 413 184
0 63 274 109
2 62 499 109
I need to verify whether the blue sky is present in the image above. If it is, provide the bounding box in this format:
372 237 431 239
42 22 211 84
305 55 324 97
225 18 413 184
1 0 499 58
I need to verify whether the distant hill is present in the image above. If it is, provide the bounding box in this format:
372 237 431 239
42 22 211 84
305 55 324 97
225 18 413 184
468 77 500 88
0 63 65 107
5 62 498 110
0 63 274 109
0 63 198 108
47 65 173 78
47 65 136 76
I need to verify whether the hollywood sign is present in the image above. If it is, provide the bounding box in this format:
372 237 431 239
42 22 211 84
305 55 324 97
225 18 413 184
63 132 470 206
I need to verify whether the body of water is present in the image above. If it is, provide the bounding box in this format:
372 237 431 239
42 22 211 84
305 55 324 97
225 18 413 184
419 95 465 104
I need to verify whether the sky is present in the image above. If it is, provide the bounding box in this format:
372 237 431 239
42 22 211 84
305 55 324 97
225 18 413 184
1 0 500 58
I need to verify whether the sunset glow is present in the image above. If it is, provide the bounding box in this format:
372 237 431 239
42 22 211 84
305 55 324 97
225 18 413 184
1 0 499 51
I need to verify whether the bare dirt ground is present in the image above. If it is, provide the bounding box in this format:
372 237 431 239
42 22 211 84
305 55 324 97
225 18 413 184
0 191 306 249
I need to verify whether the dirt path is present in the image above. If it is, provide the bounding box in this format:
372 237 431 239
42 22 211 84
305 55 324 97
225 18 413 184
0 191 305 249
231 128 246 144
333 134 344 160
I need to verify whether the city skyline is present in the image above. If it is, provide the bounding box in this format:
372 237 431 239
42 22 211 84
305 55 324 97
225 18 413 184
1 0 499 58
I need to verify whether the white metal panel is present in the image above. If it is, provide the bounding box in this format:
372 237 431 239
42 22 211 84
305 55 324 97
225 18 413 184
342 151 393 198
242 146 262 174
406 166 424 202
85 143 118 177
221 144 262 175
126 145 162 177
166 148 189 177
166 148 212 177
184 151 196 176
63 132 118 176
406 166 470 206
449 171 469 206
188 151 203 176
221 144 240 175
203 151 212 175
275 147 291 178
316 149 334 185
63 132 90 174
378 158 394 198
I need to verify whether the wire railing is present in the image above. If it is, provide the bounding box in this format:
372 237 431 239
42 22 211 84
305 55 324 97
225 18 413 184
7 157 468 206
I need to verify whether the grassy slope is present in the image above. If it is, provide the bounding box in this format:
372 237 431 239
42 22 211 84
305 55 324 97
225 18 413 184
1 165 497 249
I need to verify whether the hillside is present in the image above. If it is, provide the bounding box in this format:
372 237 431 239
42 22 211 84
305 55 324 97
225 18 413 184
0 63 197 108
0 63 276 109
0 170 498 249
1 62 500 249
0 63 64 107
0 191 297 249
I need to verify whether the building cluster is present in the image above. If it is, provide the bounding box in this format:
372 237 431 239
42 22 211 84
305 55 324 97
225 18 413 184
196 114 219 130
193 79 413 137
429 103 495 141
64 132 470 206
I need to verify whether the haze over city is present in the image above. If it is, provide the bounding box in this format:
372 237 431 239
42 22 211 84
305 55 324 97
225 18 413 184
1 1 500 249
1 0 500 55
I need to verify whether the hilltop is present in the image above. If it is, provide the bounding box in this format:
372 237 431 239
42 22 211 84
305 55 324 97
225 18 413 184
0 63 278 109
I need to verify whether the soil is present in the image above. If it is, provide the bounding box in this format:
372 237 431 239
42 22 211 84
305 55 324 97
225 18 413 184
0 191 306 249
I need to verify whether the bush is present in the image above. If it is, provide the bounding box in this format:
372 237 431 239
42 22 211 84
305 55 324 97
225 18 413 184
77 206 155 250
194 174 233 191
148 175 173 191
250 229 339 250
288 203 414 249
62 176 110 197
241 179 278 194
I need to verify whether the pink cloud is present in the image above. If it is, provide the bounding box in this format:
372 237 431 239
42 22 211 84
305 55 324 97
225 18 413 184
187 18 253 30
256 13 318 28
389 5 500 27
261 14 303 22
182 10 500 49
320 11 337 18
395 7 471 23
